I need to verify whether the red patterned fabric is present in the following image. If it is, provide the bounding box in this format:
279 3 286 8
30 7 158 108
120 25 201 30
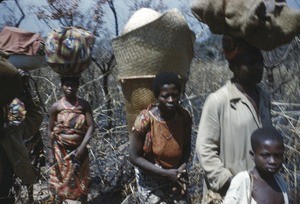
49 98 90 200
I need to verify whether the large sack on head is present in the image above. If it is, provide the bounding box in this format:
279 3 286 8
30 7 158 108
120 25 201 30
0 53 22 106
191 0 300 50
112 8 195 132
45 27 95 76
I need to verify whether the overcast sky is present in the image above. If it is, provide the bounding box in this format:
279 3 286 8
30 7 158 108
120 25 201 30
0 0 299 41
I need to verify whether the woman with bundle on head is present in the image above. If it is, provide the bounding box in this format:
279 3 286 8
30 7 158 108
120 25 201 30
129 72 192 204
48 76 94 203
44 26 95 203
196 35 273 203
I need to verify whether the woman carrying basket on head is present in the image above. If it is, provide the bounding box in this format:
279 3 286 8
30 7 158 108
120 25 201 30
129 72 192 204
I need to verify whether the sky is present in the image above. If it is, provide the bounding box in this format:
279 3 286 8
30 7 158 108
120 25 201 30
0 0 299 41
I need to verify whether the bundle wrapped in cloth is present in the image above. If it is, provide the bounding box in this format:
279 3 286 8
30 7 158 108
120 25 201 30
112 8 195 132
0 52 22 106
0 26 45 70
45 27 95 76
191 0 300 50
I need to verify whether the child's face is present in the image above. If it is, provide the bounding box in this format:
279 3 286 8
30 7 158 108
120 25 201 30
252 139 284 175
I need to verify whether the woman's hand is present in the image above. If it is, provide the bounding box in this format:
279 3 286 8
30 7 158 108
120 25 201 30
74 146 85 163
164 163 189 195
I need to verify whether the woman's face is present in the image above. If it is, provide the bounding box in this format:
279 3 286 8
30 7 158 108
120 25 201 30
231 52 264 85
157 84 180 112
62 81 78 98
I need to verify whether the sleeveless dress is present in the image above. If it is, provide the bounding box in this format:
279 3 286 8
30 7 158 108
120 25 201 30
49 97 89 200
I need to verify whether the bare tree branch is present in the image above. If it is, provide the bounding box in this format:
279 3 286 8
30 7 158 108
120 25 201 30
14 0 25 27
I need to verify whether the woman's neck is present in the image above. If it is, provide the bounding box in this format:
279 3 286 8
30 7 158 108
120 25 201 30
157 106 176 121
63 95 78 105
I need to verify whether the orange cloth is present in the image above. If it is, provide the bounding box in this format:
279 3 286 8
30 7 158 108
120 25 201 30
0 26 43 55
133 105 192 169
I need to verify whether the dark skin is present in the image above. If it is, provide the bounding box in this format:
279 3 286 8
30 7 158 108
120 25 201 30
129 84 191 194
48 80 94 166
219 50 265 195
230 51 264 116
249 139 285 204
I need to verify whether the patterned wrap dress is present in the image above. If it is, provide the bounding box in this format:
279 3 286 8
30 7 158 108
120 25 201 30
133 104 192 204
49 98 90 200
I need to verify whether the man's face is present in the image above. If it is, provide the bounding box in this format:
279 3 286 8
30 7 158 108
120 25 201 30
252 139 284 175
232 51 264 85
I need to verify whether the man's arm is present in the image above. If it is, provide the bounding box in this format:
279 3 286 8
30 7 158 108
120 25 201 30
196 94 233 192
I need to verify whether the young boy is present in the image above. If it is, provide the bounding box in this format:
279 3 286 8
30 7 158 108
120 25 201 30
223 127 289 204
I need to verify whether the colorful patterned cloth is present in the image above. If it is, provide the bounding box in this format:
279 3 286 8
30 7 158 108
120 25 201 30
7 98 26 125
50 98 89 200
45 27 95 75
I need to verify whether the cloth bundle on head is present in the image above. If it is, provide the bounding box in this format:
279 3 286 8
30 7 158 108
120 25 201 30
191 0 300 50
0 54 22 106
112 8 195 132
45 27 95 76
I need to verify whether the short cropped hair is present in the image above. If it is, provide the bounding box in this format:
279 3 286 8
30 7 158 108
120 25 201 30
251 127 284 152
60 76 80 85
152 72 181 98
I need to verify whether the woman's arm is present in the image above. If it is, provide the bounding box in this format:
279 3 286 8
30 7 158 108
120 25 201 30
75 100 95 161
129 130 186 181
196 94 233 192
47 104 57 165
180 111 192 165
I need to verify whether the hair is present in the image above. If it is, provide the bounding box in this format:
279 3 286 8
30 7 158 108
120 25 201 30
152 72 181 98
222 35 262 64
60 76 80 85
251 127 284 152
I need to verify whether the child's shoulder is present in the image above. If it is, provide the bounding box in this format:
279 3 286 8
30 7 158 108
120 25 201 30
232 171 251 183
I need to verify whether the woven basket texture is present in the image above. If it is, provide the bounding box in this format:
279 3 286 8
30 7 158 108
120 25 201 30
119 77 155 133
112 8 194 78
113 8 194 132
120 76 187 132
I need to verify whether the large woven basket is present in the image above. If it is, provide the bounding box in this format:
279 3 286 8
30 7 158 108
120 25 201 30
112 8 194 78
119 76 188 133
112 8 195 133
119 76 156 132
